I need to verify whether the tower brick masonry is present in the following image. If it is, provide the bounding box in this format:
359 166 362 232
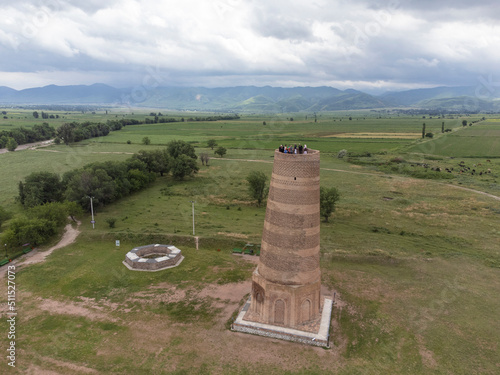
247 149 322 328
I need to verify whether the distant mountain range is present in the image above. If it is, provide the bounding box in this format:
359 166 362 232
1 83 499 112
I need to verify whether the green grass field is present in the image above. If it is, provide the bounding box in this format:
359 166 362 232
0 109 499 374
406 120 500 158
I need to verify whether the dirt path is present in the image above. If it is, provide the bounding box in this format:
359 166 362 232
446 184 500 201
0 220 81 278
0 139 54 154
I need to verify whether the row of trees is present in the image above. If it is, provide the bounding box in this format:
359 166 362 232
55 121 124 145
0 123 55 149
32 111 59 119
133 140 199 180
18 140 199 210
0 119 130 150
8 140 199 248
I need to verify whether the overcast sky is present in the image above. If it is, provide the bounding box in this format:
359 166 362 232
0 0 499 93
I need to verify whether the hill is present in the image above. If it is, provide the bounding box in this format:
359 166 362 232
1 83 499 112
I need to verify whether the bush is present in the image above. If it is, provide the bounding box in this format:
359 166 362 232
127 140 132 144
105 218 117 228
6 137 17 151
337 149 347 158
390 157 405 163
142 137 151 145
425 132 434 138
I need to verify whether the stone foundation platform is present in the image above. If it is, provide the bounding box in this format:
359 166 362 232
232 297 333 347
123 244 184 271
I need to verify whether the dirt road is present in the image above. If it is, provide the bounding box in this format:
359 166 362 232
0 139 54 154
0 221 81 278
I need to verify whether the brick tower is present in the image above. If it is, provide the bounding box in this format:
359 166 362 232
248 149 321 328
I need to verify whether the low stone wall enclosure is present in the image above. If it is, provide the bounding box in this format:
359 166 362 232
123 244 183 271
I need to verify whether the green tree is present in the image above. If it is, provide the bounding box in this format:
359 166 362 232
32 111 39 119
0 206 11 228
2 218 57 247
462 119 467 127
207 139 218 150
320 186 340 222
422 123 426 139
0 135 8 148
128 169 154 191
442 122 445 133
18 171 65 207
64 201 83 222
215 146 227 158
133 150 171 176
170 155 198 180
65 169 117 209
28 201 79 227
246 171 267 207
167 140 197 159
6 137 17 151
57 123 75 145
142 136 151 145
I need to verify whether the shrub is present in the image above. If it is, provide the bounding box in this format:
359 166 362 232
425 132 434 138
6 137 17 151
105 218 117 228
127 140 132 144
337 149 347 158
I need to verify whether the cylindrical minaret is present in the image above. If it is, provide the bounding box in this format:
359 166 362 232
248 149 321 328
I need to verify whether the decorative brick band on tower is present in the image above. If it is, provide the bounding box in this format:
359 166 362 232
248 149 321 328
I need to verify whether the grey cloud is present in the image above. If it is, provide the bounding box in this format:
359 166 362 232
0 0 498 92
251 10 314 41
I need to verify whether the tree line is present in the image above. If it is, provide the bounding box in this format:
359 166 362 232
1 114 241 151
2 140 198 250
54 121 122 145
0 123 55 150
143 114 240 124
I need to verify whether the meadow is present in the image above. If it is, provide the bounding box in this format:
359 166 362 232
0 109 499 374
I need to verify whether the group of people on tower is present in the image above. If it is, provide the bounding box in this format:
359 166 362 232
278 144 308 154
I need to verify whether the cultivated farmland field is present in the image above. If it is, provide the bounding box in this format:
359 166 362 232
0 109 499 374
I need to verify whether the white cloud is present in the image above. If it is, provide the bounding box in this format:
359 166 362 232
0 0 499 91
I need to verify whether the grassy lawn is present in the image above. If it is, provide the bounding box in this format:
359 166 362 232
0 110 499 374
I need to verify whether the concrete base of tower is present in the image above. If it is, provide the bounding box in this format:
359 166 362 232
247 268 321 328
232 296 333 348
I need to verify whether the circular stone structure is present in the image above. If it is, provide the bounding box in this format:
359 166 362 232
123 244 184 271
